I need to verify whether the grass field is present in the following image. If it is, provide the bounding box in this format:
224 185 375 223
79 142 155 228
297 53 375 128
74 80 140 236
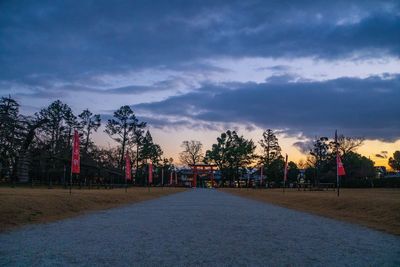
0 187 185 232
223 188 400 235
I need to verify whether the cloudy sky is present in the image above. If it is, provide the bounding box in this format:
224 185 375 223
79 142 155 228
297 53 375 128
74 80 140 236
1 0 399 165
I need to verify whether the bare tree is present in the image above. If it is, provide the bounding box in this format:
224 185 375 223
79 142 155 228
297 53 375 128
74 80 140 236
335 135 364 156
179 140 203 165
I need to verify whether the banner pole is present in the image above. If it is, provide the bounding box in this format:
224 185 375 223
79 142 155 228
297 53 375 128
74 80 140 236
148 163 151 192
337 170 340 197
336 130 340 197
69 167 72 195
70 136 72 195
283 154 288 193
161 168 164 188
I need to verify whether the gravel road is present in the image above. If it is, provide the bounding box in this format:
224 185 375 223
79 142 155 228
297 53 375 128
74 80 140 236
1 189 399 266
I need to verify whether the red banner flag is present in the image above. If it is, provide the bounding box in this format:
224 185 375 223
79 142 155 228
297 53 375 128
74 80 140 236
125 154 131 180
283 154 288 182
71 130 80 174
337 154 346 176
148 162 153 184
170 171 173 185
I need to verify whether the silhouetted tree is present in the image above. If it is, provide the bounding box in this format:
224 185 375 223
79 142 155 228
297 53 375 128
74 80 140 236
330 135 364 156
342 151 375 179
226 131 256 184
105 105 142 169
130 118 146 180
259 129 281 167
287 161 299 182
179 140 203 165
266 156 285 183
0 96 24 180
388 151 400 171
205 130 255 185
309 137 330 185
139 130 163 165
78 109 101 156
204 132 230 182
38 100 76 157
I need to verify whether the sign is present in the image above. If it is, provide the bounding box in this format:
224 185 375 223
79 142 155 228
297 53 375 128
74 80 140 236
283 154 288 182
71 130 80 174
125 154 131 180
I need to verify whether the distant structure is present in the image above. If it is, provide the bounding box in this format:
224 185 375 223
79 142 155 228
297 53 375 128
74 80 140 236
374 166 387 179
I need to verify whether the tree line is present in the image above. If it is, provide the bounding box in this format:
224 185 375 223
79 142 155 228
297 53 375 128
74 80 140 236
179 130 399 187
0 96 172 186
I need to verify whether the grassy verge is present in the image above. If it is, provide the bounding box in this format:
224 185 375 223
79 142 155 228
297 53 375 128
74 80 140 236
0 187 185 232
222 188 400 235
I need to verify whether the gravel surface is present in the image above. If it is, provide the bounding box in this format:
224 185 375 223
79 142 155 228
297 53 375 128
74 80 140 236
0 189 399 266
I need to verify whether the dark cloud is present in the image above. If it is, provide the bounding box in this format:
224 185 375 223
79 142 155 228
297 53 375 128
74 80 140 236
0 0 399 84
102 79 184 95
293 141 314 154
99 113 224 132
375 151 388 158
256 65 291 72
264 74 302 83
4 78 185 99
138 116 224 132
134 74 400 141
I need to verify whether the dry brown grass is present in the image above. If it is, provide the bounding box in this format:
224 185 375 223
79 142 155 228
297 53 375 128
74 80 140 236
222 188 400 235
0 187 185 232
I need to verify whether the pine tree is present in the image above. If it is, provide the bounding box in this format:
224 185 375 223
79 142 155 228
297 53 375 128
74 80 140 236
78 109 101 156
259 129 281 167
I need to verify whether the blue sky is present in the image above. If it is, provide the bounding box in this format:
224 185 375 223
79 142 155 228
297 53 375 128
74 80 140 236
1 0 399 164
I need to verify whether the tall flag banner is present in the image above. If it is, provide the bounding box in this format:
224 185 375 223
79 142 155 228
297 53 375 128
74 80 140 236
170 171 173 185
148 162 153 184
337 154 346 176
71 130 80 174
283 154 288 182
335 130 346 197
175 171 178 184
125 153 131 180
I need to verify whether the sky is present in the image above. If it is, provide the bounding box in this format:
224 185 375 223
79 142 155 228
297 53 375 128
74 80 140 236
1 0 399 166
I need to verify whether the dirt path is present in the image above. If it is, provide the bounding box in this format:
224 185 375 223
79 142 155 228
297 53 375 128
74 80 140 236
0 189 399 266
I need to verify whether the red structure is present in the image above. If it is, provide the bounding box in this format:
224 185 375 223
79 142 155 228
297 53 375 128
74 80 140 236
189 164 217 188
